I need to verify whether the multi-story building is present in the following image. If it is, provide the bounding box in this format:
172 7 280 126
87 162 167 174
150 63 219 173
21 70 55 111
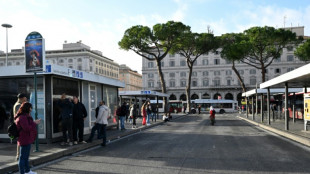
142 26 308 103
119 64 142 91
0 41 119 79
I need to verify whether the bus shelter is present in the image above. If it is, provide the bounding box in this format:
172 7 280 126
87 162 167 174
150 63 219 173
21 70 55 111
119 90 169 121
0 64 124 143
260 63 310 131
242 88 303 124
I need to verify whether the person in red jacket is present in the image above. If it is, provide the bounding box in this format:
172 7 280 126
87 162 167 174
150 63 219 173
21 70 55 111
209 106 216 126
15 102 41 174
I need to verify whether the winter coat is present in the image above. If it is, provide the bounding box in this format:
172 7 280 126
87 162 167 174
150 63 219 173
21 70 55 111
96 105 110 125
15 113 37 146
57 99 73 119
210 109 215 119
72 102 87 120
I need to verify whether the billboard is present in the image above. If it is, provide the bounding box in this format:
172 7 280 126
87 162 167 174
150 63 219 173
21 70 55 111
25 32 45 72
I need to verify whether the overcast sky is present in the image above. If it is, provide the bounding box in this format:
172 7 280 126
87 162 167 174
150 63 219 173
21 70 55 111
0 0 309 73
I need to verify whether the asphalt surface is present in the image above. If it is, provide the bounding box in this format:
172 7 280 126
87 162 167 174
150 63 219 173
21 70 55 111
28 113 310 174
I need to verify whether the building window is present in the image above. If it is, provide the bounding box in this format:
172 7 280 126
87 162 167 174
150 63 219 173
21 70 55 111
180 72 186 77
202 59 208 65
192 80 197 87
287 55 294 61
90 66 93 71
250 78 256 85
214 59 220 65
78 65 82 70
89 59 92 63
16 62 20 65
274 57 281 62
203 80 209 86
213 79 220 86
192 72 197 77
148 62 154 68
287 46 293 52
250 69 256 74
180 80 186 87
226 60 231 64
169 54 175 58
180 60 186 66
215 51 219 55
59 59 64 63
287 67 294 72
226 70 232 75
69 65 73 69
203 71 208 76
68 59 73 63
161 62 164 67
148 81 154 88
148 73 154 78
214 71 221 76
238 70 244 75
169 61 175 67
78 58 82 62
193 61 197 66
96 68 98 73
169 73 175 78
169 81 175 87
275 68 281 74
227 79 231 86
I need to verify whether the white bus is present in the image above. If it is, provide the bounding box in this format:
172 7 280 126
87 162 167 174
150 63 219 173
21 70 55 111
192 99 238 114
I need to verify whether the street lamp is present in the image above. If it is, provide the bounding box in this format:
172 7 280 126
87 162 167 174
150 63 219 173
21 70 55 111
2 23 12 66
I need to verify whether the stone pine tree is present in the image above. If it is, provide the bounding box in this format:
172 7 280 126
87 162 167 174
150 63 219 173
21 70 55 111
241 26 297 82
295 39 310 61
170 31 218 113
220 33 251 93
118 21 190 113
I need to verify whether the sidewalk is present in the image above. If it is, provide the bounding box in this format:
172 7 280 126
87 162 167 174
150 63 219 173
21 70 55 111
0 114 186 174
238 112 310 146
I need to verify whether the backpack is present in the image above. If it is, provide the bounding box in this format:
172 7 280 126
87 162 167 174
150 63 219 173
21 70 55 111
116 107 122 116
7 116 20 140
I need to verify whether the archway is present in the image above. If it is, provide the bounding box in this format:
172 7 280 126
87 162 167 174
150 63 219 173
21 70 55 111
191 94 199 100
202 93 210 99
169 94 177 100
225 93 234 100
213 93 222 99
180 94 187 101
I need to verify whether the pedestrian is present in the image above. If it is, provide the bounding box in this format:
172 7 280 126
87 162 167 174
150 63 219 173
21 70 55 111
129 104 134 124
125 103 130 123
198 105 201 114
209 106 216 125
183 105 186 114
57 93 74 146
151 104 157 122
15 102 41 174
117 102 127 130
86 101 110 146
95 101 103 138
72 96 87 145
141 102 147 125
146 103 152 126
130 104 137 128
13 93 28 161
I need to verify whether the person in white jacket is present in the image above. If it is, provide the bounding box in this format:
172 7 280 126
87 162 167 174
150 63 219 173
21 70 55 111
86 101 110 146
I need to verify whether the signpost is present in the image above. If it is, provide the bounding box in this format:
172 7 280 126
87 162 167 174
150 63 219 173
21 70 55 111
25 31 45 152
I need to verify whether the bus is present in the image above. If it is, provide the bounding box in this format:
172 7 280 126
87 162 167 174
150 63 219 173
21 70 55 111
150 100 183 113
192 99 238 114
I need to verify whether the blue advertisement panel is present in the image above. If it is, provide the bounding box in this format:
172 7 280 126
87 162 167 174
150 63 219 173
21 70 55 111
25 39 44 72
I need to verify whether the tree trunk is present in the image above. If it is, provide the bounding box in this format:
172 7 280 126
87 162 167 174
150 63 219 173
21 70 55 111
156 59 168 113
261 64 266 83
232 61 246 93
186 64 193 113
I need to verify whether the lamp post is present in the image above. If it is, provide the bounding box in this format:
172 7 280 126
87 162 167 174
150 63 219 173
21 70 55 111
1 23 12 66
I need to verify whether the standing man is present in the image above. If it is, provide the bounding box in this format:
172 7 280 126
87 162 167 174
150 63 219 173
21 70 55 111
198 105 201 115
117 102 127 130
13 93 27 161
57 93 74 146
86 101 110 146
72 96 87 144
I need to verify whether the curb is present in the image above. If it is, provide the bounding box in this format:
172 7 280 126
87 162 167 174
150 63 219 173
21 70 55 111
1 115 187 174
237 116 310 147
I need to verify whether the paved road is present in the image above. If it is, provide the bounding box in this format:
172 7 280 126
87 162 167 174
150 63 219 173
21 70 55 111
30 114 310 174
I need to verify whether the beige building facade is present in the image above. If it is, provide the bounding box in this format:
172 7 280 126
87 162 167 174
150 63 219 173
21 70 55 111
119 64 142 91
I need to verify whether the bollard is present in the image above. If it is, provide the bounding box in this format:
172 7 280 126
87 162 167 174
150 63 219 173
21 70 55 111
293 105 295 123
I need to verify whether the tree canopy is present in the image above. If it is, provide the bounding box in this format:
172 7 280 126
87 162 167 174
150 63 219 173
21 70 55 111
295 39 310 61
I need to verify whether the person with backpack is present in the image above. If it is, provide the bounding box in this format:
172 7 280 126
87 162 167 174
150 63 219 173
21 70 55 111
72 96 87 145
15 102 41 174
13 93 27 161
210 106 216 126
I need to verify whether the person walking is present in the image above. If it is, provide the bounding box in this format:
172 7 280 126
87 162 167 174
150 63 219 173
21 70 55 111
72 96 87 145
57 93 74 146
94 101 103 138
86 101 110 146
209 106 216 126
15 102 41 174
130 104 137 128
146 103 152 126
13 93 27 161
198 105 201 115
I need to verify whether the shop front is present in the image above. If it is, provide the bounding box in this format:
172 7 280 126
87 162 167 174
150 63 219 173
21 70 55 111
0 64 124 143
